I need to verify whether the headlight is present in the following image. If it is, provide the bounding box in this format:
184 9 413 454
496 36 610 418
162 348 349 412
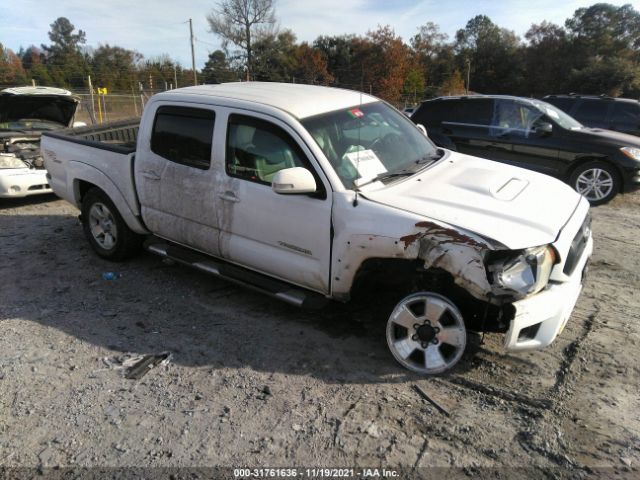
489 245 557 298
621 146 640 161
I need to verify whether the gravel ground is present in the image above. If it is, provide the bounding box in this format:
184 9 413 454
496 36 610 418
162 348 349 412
0 192 639 479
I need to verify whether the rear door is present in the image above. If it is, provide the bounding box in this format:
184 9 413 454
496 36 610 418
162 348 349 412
135 103 222 256
427 98 494 158
216 111 333 293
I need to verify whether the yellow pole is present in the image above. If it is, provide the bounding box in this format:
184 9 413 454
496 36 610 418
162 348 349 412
97 91 103 124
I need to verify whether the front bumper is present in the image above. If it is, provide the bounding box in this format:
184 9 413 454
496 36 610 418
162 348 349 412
623 168 640 193
504 234 593 351
0 168 52 198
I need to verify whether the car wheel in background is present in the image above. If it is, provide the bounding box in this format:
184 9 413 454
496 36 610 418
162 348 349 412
569 161 620 206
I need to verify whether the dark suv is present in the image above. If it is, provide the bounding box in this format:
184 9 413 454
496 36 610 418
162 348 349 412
411 95 640 204
544 94 640 137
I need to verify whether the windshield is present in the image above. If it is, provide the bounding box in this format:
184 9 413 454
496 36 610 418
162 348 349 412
530 99 583 130
302 101 439 188
0 119 65 132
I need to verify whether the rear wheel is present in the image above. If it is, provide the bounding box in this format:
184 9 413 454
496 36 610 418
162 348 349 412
386 292 466 375
81 188 142 261
569 161 620 205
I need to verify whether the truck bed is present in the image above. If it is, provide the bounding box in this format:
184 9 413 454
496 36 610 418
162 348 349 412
42 118 139 153
42 118 145 233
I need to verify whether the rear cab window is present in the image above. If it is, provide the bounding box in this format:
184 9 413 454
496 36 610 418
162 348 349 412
151 106 215 169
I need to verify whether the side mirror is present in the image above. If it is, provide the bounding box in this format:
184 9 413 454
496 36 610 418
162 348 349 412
534 122 553 136
272 167 317 194
416 124 428 137
72 121 87 128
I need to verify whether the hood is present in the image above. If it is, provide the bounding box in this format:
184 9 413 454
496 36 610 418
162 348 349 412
569 126 640 147
361 152 582 250
0 89 79 128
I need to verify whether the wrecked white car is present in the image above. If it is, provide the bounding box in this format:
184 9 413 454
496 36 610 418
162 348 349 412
42 83 592 375
0 86 81 198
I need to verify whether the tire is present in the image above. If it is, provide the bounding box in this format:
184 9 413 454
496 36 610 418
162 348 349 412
81 187 142 261
568 161 620 206
386 292 466 375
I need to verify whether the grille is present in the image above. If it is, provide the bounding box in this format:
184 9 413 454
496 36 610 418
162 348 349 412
563 213 591 276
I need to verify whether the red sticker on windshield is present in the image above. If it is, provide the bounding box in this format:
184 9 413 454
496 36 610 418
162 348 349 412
348 108 364 118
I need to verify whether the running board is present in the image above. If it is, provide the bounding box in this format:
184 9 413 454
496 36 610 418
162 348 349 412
144 239 329 310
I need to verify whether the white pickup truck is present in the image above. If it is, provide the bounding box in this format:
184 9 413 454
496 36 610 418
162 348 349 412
42 83 593 375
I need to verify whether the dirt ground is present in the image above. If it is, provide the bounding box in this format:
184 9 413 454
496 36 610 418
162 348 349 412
1 191 639 479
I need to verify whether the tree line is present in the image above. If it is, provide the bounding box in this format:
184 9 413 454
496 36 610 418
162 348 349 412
0 17 195 94
1 2 639 105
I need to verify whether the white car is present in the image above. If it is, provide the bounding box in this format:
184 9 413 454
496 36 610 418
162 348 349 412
0 86 80 198
42 83 592 375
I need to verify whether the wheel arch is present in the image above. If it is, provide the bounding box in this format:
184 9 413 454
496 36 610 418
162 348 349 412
69 164 148 235
348 257 509 333
565 156 624 189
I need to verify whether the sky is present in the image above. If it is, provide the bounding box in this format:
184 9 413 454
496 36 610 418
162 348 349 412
2 0 639 69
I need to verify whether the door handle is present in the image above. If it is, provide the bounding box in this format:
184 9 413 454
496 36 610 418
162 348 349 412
218 191 240 203
141 170 161 180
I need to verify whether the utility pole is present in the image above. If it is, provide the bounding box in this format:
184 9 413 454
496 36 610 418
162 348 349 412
174 66 178 89
189 18 198 86
466 58 471 95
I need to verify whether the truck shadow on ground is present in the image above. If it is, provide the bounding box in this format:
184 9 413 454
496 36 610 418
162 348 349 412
1 212 543 386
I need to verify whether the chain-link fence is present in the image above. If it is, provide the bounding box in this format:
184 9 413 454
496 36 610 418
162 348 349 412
74 91 163 125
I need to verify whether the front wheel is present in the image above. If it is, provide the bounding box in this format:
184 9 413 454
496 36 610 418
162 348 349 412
81 187 142 261
386 292 466 375
569 161 620 205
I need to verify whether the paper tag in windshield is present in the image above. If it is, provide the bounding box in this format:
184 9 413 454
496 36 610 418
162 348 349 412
344 149 387 180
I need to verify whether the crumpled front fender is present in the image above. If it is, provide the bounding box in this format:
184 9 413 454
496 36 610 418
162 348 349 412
400 221 496 301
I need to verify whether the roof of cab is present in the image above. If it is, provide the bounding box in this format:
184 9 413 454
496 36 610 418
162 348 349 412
159 82 378 119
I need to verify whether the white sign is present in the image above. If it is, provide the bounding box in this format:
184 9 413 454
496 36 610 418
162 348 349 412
343 149 387 181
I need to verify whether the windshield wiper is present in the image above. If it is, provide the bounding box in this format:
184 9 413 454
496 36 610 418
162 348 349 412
355 149 445 189
416 148 446 164
355 169 416 188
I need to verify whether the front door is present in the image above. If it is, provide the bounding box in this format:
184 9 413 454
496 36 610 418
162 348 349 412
216 111 333 294
485 99 561 175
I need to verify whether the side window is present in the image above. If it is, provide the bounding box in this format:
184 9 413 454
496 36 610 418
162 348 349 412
544 98 575 114
414 102 449 127
226 114 318 187
611 103 640 131
458 98 493 125
572 100 609 125
151 106 214 169
490 100 543 137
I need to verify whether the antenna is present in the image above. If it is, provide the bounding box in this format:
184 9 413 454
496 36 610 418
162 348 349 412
353 90 363 207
